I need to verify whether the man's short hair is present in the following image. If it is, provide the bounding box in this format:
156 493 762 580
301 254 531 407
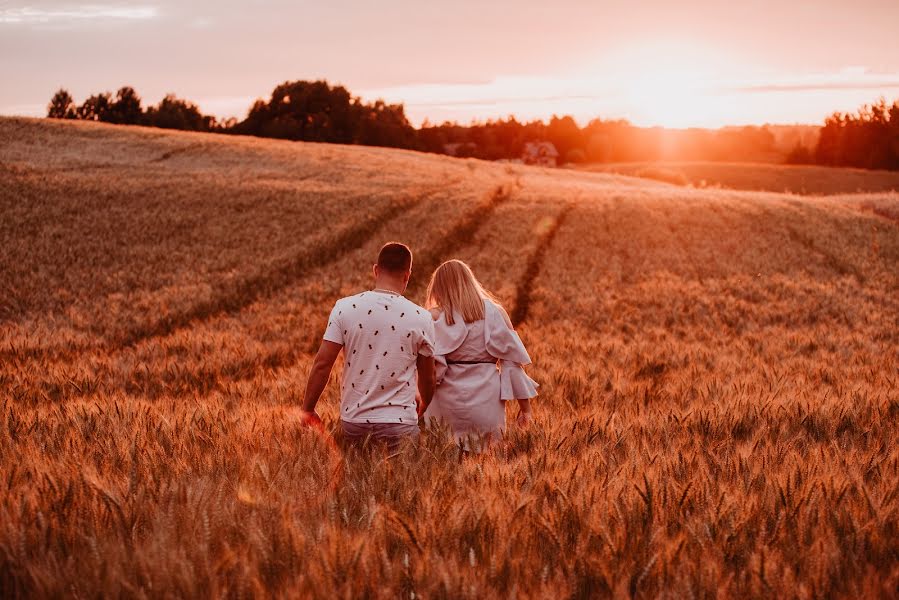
377 242 413 273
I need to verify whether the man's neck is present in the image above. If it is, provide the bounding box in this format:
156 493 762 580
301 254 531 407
372 278 405 295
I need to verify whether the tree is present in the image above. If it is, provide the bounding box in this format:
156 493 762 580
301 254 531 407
565 148 586 164
239 80 356 142
145 94 214 131
47 88 76 119
546 115 583 162
235 80 419 149
785 142 814 165
815 113 844 166
352 99 418 149
814 98 899 170
108 86 143 125
77 93 112 121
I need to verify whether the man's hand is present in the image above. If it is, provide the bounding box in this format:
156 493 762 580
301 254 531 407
300 340 342 420
415 392 428 418
416 355 435 417
298 409 323 429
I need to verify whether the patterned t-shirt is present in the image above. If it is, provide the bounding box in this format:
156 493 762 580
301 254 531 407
324 291 435 424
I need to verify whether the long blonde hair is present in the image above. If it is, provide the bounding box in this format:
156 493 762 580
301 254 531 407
425 260 502 325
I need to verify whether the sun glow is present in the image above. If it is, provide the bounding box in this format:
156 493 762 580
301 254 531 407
621 69 711 128
362 40 755 129
360 40 899 129
585 40 733 128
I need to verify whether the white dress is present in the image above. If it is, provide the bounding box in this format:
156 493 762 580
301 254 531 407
423 300 538 441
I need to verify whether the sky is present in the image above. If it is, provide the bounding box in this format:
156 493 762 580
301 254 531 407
2 0 899 128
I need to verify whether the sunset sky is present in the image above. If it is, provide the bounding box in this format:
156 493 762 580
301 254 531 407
2 1 899 128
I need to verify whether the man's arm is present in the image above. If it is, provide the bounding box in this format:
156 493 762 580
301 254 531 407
416 354 436 417
299 340 343 424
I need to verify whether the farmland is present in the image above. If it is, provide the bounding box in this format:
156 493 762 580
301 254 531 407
1 117 898 598
578 160 899 196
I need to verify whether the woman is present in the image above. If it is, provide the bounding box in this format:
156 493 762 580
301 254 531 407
422 260 538 447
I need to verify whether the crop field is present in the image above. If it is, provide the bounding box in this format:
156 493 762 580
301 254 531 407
578 161 899 196
1 117 898 598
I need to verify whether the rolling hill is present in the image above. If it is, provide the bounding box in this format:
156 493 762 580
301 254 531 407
1 117 898 598
577 160 899 196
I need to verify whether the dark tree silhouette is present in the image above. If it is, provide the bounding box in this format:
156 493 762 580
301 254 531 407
107 86 143 125
145 94 215 131
815 98 899 170
77 93 112 121
785 142 814 165
546 115 583 163
419 117 547 159
47 88 76 119
240 80 356 142
236 80 418 149
353 99 418 148
47 80 890 168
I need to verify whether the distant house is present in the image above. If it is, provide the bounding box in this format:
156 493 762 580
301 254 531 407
522 141 559 167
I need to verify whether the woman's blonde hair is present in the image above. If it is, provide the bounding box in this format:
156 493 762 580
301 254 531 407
425 259 502 325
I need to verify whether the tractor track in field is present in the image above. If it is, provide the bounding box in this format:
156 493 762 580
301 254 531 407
510 203 573 326
264 179 519 369
114 187 443 349
725 194 867 282
12 180 523 402
406 180 518 298
225 179 520 380
859 204 899 228
768 200 866 282
4 176 501 375
125 179 519 396
151 142 206 162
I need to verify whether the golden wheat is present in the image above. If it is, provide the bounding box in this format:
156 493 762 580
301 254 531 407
1 118 898 599
579 161 899 196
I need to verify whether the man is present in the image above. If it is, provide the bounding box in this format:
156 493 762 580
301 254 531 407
299 242 436 446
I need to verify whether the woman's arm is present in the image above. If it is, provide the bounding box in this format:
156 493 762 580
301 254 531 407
516 398 533 427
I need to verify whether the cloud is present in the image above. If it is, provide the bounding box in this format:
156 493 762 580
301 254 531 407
726 69 899 94
0 5 159 24
357 67 899 128
362 68 899 111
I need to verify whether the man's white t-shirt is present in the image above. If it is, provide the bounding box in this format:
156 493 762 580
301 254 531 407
324 290 435 424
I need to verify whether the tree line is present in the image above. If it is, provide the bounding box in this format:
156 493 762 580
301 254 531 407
48 87 221 132
813 98 899 171
420 116 786 163
46 82 899 170
47 81 418 147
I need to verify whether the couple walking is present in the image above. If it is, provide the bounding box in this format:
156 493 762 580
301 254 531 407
299 242 538 448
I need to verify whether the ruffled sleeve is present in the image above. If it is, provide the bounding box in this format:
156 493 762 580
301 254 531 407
499 364 539 400
484 301 539 400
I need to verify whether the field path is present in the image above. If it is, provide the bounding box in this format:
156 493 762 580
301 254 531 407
511 203 574 325
116 186 443 347
405 181 518 298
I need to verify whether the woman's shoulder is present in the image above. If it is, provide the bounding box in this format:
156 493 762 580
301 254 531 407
428 307 443 321
484 299 513 328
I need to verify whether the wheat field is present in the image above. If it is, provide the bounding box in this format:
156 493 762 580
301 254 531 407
1 117 898 599
578 161 899 196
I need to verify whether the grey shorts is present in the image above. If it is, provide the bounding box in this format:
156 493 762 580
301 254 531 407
341 420 419 446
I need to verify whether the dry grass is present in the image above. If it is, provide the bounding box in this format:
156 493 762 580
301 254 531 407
577 161 899 196
1 117 898 598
